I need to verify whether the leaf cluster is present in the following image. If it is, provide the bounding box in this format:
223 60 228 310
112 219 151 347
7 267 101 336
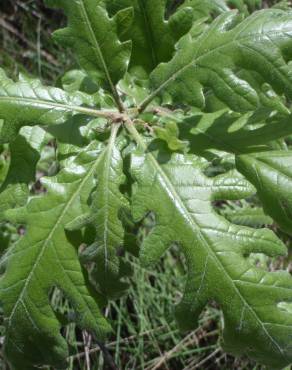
1 0 292 369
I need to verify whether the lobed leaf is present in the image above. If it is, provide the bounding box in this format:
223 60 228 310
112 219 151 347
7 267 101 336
156 109 292 156
0 127 47 213
223 205 273 228
104 0 194 73
127 129 292 368
0 69 106 143
236 151 292 235
67 126 131 299
0 143 111 370
47 0 131 109
141 9 292 112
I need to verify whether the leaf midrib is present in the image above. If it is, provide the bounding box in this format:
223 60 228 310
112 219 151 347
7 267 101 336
0 96 115 119
127 123 285 359
100 124 120 271
137 0 158 69
78 0 123 110
151 149 285 357
139 25 292 110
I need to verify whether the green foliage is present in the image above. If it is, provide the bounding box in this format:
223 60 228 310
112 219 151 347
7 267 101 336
237 151 292 235
144 10 292 112
46 0 132 109
1 1 292 369
0 69 101 143
104 0 194 73
129 143 291 368
1 143 111 370
0 126 47 213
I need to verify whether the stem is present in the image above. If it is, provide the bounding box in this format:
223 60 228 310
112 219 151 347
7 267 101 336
137 91 158 114
71 106 120 119
124 120 147 150
0 96 119 120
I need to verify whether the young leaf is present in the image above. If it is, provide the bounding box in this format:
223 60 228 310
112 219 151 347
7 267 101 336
47 0 132 110
140 9 292 112
154 120 188 151
127 124 292 369
236 151 292 235
0 143 111 370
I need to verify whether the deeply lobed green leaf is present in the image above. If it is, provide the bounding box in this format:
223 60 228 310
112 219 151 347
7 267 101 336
47 0 131 109
1 1 292 369
142 9 292 112
67 126 131 299
128 133 292 368
0 143 111 370
0 69 103 143
237 151 292 235
104 0 194 73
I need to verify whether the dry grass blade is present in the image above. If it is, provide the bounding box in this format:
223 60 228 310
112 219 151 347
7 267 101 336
182 348 221 370
0 16 59 66
146 331 198 370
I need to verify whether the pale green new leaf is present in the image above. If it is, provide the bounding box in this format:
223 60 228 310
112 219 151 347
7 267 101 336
104 0 194 73
128 126 292 369
154 120 188 151
236 151 292 235
0 143 111 370
141 9 292 112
